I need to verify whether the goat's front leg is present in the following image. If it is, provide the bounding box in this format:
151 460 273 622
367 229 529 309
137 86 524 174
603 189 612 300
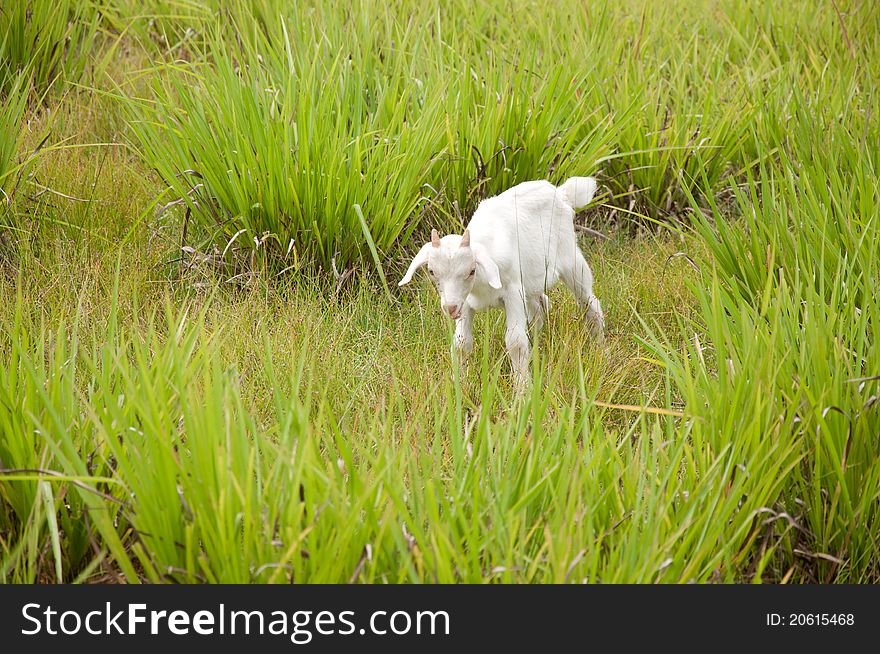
453 304 474 364
504 294 531 390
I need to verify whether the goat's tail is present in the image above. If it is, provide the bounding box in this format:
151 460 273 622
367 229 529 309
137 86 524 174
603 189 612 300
559 176 598 211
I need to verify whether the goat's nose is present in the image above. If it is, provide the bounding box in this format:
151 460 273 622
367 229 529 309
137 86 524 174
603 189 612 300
445 304 459 318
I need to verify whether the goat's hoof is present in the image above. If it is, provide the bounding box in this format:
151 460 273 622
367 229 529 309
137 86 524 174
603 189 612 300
587 317 606 344
512 373 532 394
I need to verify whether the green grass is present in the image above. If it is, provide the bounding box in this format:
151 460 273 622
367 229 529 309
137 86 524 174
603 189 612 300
0 0 104 96
0 71 31 203
0 0 878 583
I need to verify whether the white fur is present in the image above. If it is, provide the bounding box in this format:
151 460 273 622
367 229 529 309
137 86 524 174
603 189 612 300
399 177 604 388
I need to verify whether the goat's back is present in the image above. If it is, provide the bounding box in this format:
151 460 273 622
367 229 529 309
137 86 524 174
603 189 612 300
466 180 583 292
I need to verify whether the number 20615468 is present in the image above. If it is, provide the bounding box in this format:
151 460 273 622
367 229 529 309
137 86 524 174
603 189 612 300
766 613 854 627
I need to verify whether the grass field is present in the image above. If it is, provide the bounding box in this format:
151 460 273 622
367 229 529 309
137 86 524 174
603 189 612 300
1 0 878 583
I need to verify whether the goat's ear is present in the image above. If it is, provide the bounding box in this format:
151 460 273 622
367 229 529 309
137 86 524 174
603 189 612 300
398 242 431 286
473 245 501 289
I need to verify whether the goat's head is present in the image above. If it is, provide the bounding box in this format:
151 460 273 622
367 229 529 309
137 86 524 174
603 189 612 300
398 228 501 319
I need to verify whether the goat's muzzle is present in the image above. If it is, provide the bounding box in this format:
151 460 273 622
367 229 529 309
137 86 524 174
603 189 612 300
443 303 462 320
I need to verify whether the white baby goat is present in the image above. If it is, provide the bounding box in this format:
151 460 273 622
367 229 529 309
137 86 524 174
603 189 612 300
399 177 604 387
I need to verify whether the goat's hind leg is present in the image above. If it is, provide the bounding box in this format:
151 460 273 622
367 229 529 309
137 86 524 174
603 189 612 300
528 293 550 338
562 249 605 341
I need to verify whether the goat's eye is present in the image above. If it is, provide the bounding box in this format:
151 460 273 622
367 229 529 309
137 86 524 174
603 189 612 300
467 268 476 278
